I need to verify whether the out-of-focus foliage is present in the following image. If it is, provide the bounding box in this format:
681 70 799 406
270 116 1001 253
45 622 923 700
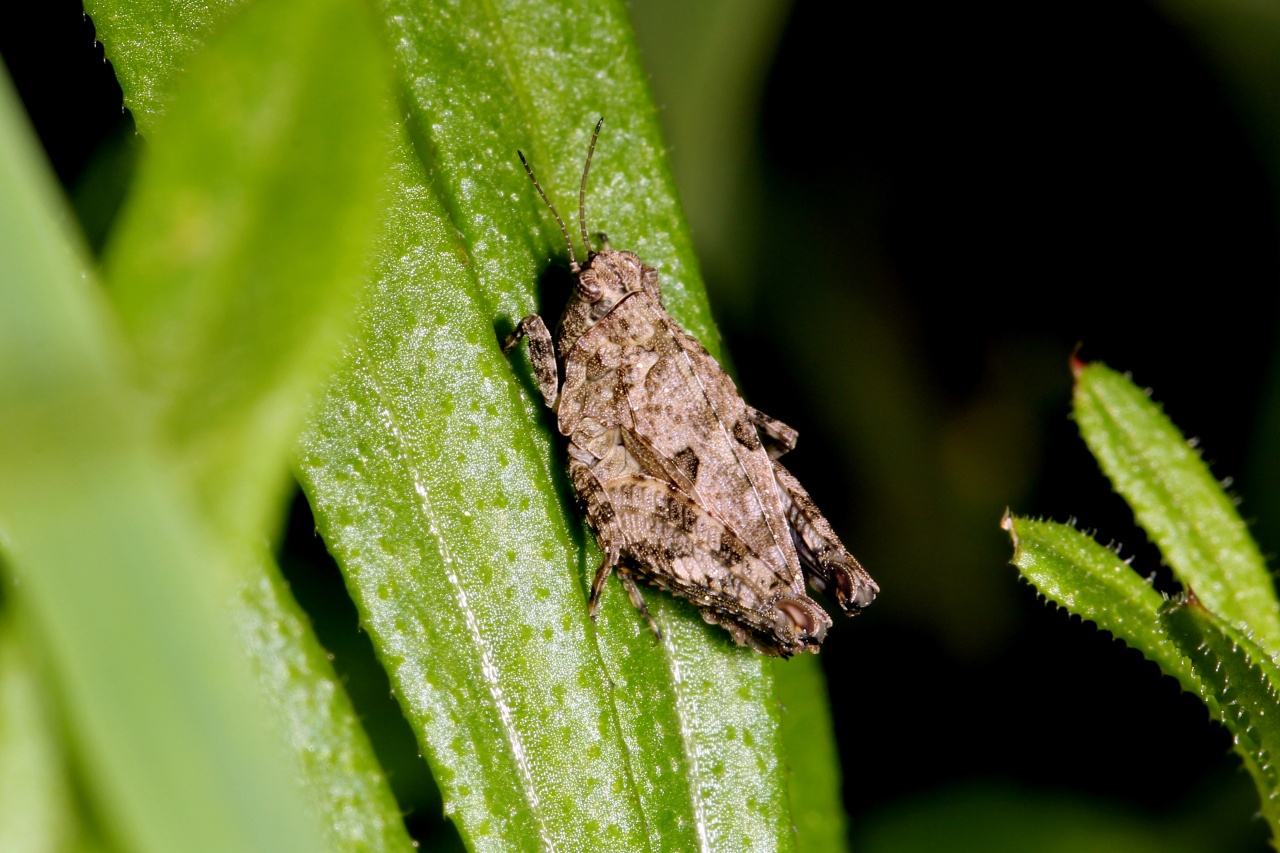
0 51 336 851
0 614 84 853
856 786 1225 853
93 0 412 846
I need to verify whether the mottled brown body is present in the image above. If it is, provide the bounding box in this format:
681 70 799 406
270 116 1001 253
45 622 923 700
504 128 877 656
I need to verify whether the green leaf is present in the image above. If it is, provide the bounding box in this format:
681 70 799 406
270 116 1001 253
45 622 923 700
235 552 414 853
294 1 803 849
90 0 413 848
1161 594 1280 840
0 64 327 853
1073 361 1280 651
1002 515 1203 701
81 0 244 135
71 122 139 256
0 610 77 853
772 655 848 852
298 130 674 852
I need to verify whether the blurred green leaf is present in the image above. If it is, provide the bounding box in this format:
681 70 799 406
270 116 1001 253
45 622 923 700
0 63 327 853
1162 595 1280 839
0 612 76 853
1003 515 1203 700
235 553 415 852
103 0 393 545
71 121 139 257
89 0 413 848
1073 361 1280 651
856 786 1202 853
1153 0 1280 180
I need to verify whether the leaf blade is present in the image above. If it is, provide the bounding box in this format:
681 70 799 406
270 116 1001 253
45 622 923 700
1003 515 1202 699
1073 361 1280 651
349 2 795 849
772 655 849 853
1161 595 1280 840
0 612 77 853
299 136 656 851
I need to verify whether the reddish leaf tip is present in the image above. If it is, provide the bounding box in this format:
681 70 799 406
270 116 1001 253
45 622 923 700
1069 344 1086 380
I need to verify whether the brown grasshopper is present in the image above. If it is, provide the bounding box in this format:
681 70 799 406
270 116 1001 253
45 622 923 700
504 121 877 656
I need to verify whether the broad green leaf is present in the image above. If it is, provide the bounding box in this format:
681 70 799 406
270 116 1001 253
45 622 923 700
1003 515 1203 701
0 65 326 853
1162 595 1280 840
1073 361 1280 651
81 0 242 135
299 132 666 853
91 0 412 848
296 1 797 850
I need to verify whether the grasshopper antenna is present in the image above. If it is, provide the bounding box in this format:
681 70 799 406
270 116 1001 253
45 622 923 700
579 118 604 256
518 149 579 273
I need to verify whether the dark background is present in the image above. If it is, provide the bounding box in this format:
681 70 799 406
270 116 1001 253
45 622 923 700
6 0 1278 849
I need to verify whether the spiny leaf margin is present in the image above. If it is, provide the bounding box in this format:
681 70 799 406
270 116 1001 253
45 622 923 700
1073 360 1280 651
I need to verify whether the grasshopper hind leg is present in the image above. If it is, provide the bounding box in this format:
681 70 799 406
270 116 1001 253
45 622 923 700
771 458 878 614
745 405 799 459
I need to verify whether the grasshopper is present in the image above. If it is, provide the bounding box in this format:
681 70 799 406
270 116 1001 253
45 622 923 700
504 121 877 656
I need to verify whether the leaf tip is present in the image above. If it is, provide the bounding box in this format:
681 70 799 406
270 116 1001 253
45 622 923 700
1069 343 1086 380
1163 585 1204 616
1000 508 1020 548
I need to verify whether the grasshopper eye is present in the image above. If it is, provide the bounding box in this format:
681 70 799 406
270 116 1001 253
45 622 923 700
576 270 603 302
